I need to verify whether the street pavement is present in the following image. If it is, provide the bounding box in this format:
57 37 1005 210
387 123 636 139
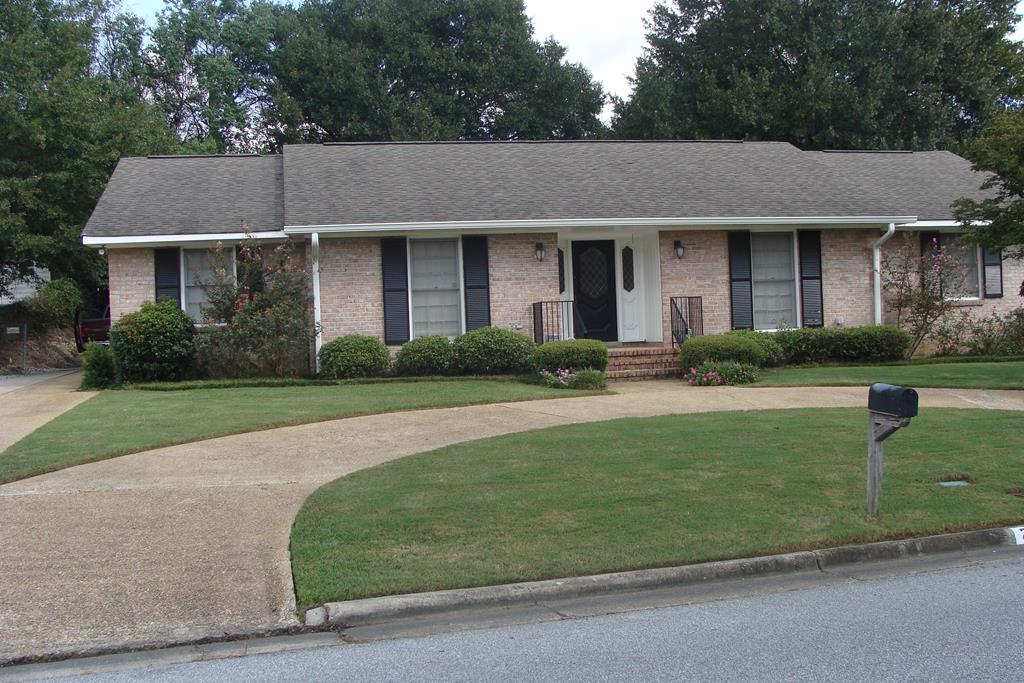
26 547 1024 682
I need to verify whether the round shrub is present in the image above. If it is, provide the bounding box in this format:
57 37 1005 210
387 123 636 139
453 327 535 374
393 335 456 376
318 335 390 379
109 300 195 382
534 339 609 372
80 342 116 389
679 334 765 371
723 330 784 366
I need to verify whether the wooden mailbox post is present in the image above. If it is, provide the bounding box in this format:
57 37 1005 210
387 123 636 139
867 383 918 520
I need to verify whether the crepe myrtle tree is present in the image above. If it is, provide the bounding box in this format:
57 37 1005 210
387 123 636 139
196 230 317 377
882 233 970 357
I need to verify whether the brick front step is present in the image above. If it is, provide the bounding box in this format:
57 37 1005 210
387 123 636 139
606 346 680 381
606 367 682 381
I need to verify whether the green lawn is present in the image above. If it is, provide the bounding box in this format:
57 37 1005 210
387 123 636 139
291 408 1024 608
0 380 594 484
753 360 1024 389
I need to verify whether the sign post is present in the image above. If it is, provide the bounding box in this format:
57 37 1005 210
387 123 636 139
866 383 918 520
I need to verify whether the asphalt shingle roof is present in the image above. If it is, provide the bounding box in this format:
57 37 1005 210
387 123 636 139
810 149 991 221
83 141 991 238
83 155 283 237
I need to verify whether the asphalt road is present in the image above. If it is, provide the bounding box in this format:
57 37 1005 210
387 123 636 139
30 548 1023 683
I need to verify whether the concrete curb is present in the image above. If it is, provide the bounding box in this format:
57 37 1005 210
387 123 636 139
311 526 1022 628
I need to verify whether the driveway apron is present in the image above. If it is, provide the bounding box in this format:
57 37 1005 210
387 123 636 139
1 383 1022 661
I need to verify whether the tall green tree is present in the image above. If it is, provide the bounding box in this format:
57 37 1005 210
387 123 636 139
613 0 1021 151
0 0 177 296
266 0 605 143
953 109 1024 294
147 0 278 152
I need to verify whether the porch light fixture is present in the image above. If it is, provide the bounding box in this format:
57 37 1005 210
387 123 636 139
674 240 685 259
535 242 545 262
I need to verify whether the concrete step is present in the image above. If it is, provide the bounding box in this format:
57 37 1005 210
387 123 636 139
606 367 682 381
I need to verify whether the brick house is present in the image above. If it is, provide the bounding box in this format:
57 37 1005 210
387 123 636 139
82 140 1021 376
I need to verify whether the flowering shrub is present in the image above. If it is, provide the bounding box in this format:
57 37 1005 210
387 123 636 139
882 234 970 357
684 361 758 386
932 307 1024 356
196 233 315 378
539 367 606 389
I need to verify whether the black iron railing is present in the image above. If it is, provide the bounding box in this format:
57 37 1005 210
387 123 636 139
670 296 703 347
532 300 574 344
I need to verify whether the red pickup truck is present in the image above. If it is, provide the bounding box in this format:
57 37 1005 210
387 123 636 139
74 305 111 352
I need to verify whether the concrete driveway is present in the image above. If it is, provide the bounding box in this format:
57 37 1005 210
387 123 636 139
1 382 1022 662
0 371 93 452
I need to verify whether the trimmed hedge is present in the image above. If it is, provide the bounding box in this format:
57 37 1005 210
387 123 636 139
453 327 535 374
80 342 116 389
533 339 609 372
723 330 784 366
394 335 456 376
319 335 390 379
773 325 912 364
679 334 765 371
110 300 195 382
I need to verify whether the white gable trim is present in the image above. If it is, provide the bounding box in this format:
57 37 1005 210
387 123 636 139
82 232 288 247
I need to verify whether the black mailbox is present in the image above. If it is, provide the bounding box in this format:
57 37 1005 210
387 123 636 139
868 383 918 418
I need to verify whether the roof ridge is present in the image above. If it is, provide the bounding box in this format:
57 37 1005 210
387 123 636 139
145 153 265 159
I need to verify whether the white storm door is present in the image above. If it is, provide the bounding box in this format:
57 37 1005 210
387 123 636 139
617 239 645 342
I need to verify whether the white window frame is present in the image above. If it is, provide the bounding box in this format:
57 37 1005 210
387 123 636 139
405 236 466 340
936 231 983 302
179 247 237 324
748 229 802 332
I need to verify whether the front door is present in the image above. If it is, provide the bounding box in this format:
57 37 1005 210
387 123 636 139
572 240 617 341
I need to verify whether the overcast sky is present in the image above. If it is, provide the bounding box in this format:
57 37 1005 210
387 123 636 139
121 0 1024 120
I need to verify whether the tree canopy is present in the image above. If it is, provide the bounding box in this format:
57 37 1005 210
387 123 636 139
953 110 1024 293
613 0 1022 151
265 0 605 144
0 0 177 296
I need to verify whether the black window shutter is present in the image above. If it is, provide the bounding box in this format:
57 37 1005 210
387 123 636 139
983 247 1003 298
462 235 490 330
154 248 181 303
381 238 410 344
798 231 824 327
728 231 753 329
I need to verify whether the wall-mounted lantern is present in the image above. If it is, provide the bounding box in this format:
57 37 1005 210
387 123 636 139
535 242 546 262
674 240 685 259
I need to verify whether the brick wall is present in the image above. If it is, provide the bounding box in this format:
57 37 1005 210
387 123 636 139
317 237 383 343
659 231 732 338
488 233 560 340
821 229 876 328
107 248 154 320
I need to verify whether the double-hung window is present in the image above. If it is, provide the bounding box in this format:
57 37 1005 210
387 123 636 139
750 232 798 330
929 234 982 299
155 247 234 323
409 239 463 338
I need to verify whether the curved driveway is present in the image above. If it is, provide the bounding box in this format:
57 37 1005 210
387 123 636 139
1 382 1022 662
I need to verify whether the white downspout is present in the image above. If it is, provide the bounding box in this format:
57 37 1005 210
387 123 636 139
311 232 323 374
872 223 896 325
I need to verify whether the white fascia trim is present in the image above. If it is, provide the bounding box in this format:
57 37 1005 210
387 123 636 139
283 216 918 235
900 220 993 229
82 231 288 247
